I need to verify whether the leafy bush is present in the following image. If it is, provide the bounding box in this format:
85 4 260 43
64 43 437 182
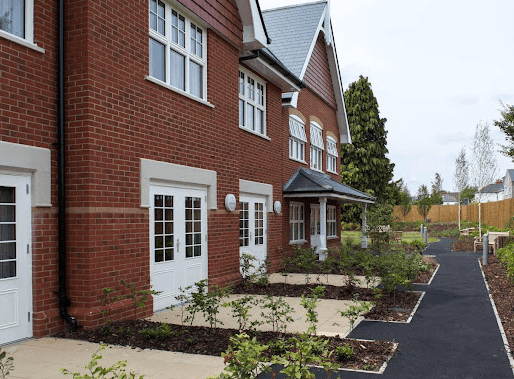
283 246 318 275
61 345 145 379
139 323 172 340
0 348 14 379
260 295 295 333
222 295 261 332
335 344 354 361
300 286 325 335
339 295 374 331
184 279 231 329
497 243 514 282
366 204 395 251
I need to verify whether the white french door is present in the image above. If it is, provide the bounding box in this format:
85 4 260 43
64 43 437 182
150 185 208 311
239 195 267 274
0 174 32 345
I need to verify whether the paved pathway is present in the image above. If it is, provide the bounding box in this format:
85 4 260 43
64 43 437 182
262 239 513 378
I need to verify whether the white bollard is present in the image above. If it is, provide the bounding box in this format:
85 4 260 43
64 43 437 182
424 227 428 245
483 233 489 265
420 224 424 239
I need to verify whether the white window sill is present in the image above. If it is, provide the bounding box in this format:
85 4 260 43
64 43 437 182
239 126 271 141
327 235 339 240
0 30 45 53
289 157 307 165
327 169 338 175
310 167 324 173
145 76 214 109
289 239 307 245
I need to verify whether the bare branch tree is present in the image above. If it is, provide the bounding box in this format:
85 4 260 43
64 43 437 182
470 122 498 235
454 148 469 230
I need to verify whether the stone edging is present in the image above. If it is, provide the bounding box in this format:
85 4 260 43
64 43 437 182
414 263 440 286
363 291 426 325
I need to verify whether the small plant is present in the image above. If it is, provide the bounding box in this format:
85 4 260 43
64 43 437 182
339 295 374 331
260 295 295 333
209 333 271 379
98 287 119 335
117 326 133 338
498 243 514 282
240 254 271 286
335 343 353 361
300 286 325 335
171 288 189 325
184 279 230 329
120 278 161 319
223 295 261 332
139 323 172 340
275 333 339 379
0 348 14 378
61 344 145 378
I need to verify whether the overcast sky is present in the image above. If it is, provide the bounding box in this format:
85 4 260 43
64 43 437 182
259 0 514 194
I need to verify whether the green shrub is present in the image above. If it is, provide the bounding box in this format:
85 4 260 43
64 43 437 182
139 323 172 340
497 243 514 282
335 344 354 361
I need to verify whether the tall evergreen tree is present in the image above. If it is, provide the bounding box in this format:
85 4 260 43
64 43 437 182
341 76 394 222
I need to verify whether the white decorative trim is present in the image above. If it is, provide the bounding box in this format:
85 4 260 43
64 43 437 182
145 76 214 108
239 179 273 211
234 0 267 50
0 141 51 207
140 159 217 209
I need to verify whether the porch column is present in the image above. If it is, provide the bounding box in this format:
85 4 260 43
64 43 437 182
319 196 328 260
361 203 367 248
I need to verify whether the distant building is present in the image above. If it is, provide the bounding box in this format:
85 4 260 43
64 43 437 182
503 170 514 199
441 193 459 205
480 179 505 202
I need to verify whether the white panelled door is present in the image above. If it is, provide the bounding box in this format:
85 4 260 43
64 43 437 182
0 174 32 345
150 186 208 311
239 195 267 273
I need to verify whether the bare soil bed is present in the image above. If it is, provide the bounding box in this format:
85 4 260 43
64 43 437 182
413 256 438 284
55 320 396 372
481 255 514 350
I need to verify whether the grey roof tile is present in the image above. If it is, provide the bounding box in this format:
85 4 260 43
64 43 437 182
262 1 326 78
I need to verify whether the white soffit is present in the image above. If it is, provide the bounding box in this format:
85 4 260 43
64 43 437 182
242 55 301 92
235 0 267 50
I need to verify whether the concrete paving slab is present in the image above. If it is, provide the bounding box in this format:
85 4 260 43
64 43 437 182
148 294 368 337
4 337 225 379
269 273 379 288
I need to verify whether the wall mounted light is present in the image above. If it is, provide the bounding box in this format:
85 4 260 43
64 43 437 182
225 194 237 212
273 201 282 214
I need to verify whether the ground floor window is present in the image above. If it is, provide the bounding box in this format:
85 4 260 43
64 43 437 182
289 202 305 242
327 205 337 237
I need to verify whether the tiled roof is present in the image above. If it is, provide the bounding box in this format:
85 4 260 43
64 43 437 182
262 1 326 78
481 182 504 194
442 194 458 203
283 167 375 203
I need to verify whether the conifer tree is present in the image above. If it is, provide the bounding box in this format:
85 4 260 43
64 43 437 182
341 76 395 222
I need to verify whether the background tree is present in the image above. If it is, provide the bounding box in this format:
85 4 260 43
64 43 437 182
461 187 477 202
341 76 395 222
494 102 514 160
430 173 443 205
470 122 498 235
453 148 469 230
398 186 412 222
415 185 432 222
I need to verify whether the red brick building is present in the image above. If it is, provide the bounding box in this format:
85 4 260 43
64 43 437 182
0 0 373 344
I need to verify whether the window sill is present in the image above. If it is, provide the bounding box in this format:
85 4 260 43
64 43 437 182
327 169 338 175
310 167 324 174
289 239 307 245
0 30 45 53
289 157 307 165
327 236 339 240
145 76 215 109
239 126 271 141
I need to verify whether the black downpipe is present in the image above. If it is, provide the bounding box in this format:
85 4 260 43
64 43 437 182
57 0 77 332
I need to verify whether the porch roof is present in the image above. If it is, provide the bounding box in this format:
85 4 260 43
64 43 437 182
283 168 375 204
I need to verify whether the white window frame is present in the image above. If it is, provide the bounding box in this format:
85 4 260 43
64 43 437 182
0 0 43 52
289 115 307 163
239 67 267 138
310 122 324 172
326 136 338 174
289 202 305 243
149 0 208 100
327 205 337 238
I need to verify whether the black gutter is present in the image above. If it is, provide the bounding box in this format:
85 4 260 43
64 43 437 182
239 49 306 89
57 0 77 332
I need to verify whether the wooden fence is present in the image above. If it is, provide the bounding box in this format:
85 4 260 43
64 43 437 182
393 198 514 229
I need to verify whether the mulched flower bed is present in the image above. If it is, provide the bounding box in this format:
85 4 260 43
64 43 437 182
413 256 438 284
232 282 423 323
481 255 514 349
452 236 474 251
55 320 396 372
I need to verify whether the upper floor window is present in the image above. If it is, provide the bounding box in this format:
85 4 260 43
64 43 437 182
310 122 324 171
289 116 306 163
0 0 33 42
239 69 266 136
326 136 338 174
149 0 207 99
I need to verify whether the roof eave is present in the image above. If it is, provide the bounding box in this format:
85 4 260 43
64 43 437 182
283 192 375 204
236 0 269 50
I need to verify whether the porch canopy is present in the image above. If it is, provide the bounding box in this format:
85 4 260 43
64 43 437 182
283 168 375 254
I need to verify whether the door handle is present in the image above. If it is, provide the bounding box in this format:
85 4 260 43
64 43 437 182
176 239 180 251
